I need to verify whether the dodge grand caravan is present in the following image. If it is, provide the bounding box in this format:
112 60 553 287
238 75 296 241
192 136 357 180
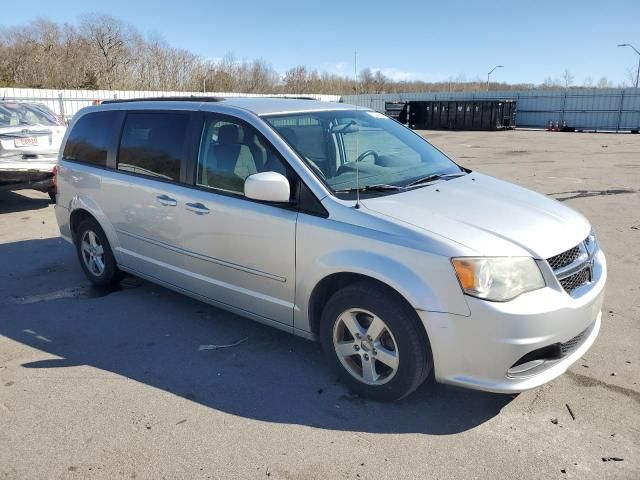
55 97 606 400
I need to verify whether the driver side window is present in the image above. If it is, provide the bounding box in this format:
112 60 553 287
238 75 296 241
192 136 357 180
196 114 289 196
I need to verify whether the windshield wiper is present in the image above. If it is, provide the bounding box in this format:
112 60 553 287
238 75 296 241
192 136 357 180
405 171 467 187
334 183 405 194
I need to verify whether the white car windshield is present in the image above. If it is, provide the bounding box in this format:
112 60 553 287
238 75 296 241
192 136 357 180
0 103 62 128
265 110 463 194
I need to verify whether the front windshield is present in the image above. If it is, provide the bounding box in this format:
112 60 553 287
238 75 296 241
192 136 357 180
0 102 62 128
264 110 462 194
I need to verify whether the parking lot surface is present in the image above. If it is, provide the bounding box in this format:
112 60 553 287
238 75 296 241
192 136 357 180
1 130 638 479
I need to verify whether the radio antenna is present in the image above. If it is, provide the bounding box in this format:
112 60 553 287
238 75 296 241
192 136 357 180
354 50 361 209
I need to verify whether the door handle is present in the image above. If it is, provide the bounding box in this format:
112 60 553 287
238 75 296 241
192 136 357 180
156 194 177 206
185 202 210 215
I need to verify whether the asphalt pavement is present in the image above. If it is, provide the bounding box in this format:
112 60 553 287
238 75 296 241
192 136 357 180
0 129 638 479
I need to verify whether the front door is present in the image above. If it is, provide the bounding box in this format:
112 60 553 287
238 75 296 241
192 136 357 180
179 113 297 325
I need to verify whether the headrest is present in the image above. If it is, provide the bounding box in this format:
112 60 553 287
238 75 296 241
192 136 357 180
279 127 298 146
218 124 239 145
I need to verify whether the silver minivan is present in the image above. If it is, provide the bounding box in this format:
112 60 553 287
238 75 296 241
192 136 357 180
55 97 606 400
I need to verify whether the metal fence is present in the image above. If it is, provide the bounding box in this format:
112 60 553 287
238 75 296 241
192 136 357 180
0 87 341 121
341 89 640 132
4 87 639 132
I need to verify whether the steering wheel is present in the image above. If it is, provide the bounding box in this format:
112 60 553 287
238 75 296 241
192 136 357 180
355 150 378 164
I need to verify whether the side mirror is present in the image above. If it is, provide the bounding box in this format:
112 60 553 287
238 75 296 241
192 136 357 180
244 171 290 203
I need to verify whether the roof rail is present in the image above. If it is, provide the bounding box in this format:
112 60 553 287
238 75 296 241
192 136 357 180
275 96 317 100
101 96 225 104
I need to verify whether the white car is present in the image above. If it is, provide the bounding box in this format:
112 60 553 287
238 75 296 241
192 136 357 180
54 97 606 401
0 101 66 200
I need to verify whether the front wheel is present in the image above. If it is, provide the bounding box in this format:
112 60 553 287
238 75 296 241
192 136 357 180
320 281 433 401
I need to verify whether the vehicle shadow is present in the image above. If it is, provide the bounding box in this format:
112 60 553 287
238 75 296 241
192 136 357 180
0 190 51 214
0 237 513 435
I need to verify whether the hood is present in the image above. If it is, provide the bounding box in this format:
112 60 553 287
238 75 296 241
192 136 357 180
361 173 590 259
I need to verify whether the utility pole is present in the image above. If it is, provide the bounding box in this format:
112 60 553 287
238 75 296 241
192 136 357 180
487 65 504 92
617 44 640 88
203 69 215 93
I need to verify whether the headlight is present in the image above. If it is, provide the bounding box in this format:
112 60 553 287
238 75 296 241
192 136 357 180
451 257 545 302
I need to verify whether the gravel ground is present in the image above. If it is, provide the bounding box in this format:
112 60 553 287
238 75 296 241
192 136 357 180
0 129 638 480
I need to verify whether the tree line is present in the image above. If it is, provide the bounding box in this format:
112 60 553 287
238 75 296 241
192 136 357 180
0 15 623 95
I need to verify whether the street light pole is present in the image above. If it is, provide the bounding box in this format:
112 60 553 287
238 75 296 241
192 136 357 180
203 69 215 93
617 43 640 88
487 65 504 92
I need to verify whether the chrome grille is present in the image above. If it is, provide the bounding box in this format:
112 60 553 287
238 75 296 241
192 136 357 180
559 267 591 293
547 245 581 270
547 236 595 296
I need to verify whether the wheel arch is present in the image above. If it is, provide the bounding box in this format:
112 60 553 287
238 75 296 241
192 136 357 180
69 208 96 243
307 271 428 339
67 195 121 262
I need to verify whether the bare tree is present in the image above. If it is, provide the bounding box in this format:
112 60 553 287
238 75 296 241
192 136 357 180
625 66 638 88
597 76 613 88
358 68 374 93
283 65 308 94
562 69 574 89
541 77 562 90
0 14 624 94
80 14 133 89
371 70 388 93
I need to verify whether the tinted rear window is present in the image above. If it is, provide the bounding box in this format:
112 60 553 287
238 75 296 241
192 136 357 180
63 111 120 167
117 112 189 182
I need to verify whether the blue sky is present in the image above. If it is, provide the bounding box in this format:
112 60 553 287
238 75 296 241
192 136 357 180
7 0 640 85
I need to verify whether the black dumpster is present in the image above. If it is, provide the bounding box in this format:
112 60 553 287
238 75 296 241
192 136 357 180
384 102 406 121
399 99 516 131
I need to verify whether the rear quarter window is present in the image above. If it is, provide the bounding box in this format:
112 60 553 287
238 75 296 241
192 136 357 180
63 111 121 167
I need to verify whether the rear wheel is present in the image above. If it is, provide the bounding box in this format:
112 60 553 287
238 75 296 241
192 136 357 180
320 281 432 401
75 218 122 287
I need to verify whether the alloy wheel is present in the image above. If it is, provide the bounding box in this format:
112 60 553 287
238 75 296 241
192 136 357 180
332 308 400 385
80 230 105 276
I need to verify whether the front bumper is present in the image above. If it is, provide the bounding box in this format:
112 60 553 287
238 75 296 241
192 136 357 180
420 249 606 393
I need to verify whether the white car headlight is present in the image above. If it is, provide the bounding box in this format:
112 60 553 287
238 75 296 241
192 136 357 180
451 257 545 302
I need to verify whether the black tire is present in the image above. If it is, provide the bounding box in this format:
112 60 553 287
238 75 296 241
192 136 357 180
75 217 122 287
47 188 56 204
320 281 432 401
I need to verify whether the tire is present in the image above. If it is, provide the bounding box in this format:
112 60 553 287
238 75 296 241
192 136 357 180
47 188 56 204
75 217 122 287
320 281 432 401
